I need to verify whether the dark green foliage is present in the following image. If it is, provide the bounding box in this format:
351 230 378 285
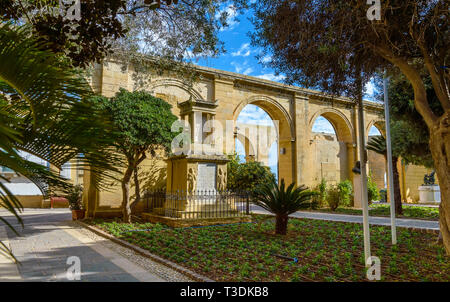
337 180 353 207
377 72 443 168
90 89 178 222
253 178 317 216
91 89 178 156
226 154 275 195
252 178 316 234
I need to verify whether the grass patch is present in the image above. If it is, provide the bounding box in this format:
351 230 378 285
312 204 439 220
87 215 449 282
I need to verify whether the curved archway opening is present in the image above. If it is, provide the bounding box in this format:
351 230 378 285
367 125 387 190
235 104 279 180
310 113 353 185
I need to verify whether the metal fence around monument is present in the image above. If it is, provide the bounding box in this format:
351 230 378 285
142 190 251 219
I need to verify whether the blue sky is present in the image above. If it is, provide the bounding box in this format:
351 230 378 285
192 5 284 82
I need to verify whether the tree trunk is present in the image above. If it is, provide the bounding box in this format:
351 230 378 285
429 111 450 255
121 166 134 223
275 214 289 235
392 156 403 215
130 168 141 213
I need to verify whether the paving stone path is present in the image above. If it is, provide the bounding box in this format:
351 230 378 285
0 209 192 282
251 206 439 230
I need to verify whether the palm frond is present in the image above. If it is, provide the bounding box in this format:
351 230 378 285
367 135 387 156
0 23 124 260
252 179 317 216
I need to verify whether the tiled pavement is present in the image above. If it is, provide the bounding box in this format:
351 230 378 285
0 209 166 282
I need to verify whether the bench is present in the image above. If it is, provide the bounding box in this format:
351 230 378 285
50 197 69 209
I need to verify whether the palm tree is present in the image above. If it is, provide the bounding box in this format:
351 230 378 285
252 178 316 235
367 135 402 215
0 24 121 260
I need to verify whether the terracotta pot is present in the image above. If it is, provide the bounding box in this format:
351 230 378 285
72 209 85 221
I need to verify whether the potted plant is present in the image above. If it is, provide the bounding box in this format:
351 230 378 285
66 185 85 220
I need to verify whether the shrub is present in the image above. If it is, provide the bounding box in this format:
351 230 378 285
227 153 275 194
337 180 353 207
252 179 316 235
327 186 340 211
367 174 380 203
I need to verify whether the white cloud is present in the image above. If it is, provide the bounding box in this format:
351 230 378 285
231 43 251 57
260 55 272 64
256 73 286 82
312 116 336 134
231 61 253 75
242 67 253 75
237 105 274 126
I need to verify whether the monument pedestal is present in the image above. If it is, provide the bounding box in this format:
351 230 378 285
418 185 441 205
153 154 230 218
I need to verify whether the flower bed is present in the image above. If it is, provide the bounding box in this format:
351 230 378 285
87 215 449 282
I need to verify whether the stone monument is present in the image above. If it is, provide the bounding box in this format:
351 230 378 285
418 171 441 204
150 97 235 220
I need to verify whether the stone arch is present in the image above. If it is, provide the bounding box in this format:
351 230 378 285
309 108 354 143
308 108 355 185
233 95 294 184
147 78 205 102
233 95 295 141
366 119 386 138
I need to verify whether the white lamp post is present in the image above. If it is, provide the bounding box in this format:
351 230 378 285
383 75 397 244
357 88 371 266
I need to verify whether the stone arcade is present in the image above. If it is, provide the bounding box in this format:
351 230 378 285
82 59 385 218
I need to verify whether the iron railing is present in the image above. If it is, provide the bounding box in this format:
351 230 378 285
143 190 251 219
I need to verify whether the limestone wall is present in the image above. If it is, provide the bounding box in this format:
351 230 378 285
310 133 349 185
368 150 386 190
400 164 434 203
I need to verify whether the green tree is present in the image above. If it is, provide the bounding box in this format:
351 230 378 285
91 89 178 222
252 178 316 235
0 24 120 260
1 0 248 68
250 0 450 254
376 71 443 168
226 154 275 195
367 135 402 215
